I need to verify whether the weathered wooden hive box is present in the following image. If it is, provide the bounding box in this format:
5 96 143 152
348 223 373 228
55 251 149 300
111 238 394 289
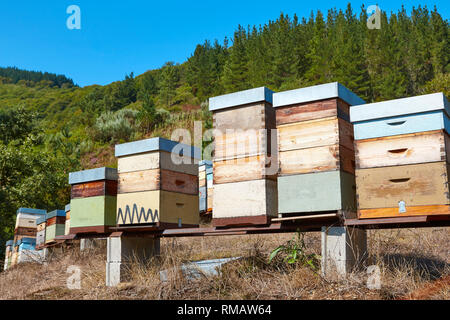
199 160 213 213
3 240 13 271
45 210 66 243
273 82 365 215
209 87 278 226
69 167 118 234
64 204 71 235
351 92 450 219
36 216 46 249
115 137 200 227
17 237 38 263
14 208 46 243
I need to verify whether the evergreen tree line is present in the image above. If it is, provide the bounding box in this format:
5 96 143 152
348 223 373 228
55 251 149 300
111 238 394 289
0 67 75 88
182 4 449 103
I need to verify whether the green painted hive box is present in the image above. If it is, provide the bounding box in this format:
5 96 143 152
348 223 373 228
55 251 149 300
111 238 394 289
68 167 118 234
278 170 356 215
45 210 66 243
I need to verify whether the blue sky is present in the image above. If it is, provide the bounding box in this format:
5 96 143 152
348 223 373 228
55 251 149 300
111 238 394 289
0 1 447 87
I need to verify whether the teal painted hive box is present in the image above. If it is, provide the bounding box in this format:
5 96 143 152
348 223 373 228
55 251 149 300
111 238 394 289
350 93 449 140
45 210 66 243
69 167 118 234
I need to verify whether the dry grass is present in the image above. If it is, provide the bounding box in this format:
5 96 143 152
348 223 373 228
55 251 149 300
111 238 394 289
0 227 448 300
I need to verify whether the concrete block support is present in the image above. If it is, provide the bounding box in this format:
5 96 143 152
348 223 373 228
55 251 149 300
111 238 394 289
321 226 367 278
106 236 160 286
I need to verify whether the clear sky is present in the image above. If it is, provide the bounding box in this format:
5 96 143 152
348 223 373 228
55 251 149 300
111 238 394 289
0 1 447 87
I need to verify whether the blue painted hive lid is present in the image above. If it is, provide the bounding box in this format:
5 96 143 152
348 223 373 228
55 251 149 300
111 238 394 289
206 167 213 175
36 216 46 225
273 82 365 108
17 238 36 246
6 240 13 246
16 208 47 216
65 203 71 212
350 92 449 123
46 209 66 219
115 137 201 159
69 167 118 185
199 160 213 167
209 87 274 111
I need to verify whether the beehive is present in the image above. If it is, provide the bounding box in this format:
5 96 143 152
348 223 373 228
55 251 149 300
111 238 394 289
209 87 278 226
3 240 13 271
45 210 66 243
273 82 365 216
199 160 212 213
69 167 118 234
115 137 200 227
64 204 71 235
351 92 450 219
36 215 46 249
13 208 46 243
17 237 39 264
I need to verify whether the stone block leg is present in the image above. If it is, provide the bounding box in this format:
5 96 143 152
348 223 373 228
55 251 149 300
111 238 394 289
106 236 160 287
321 226 367 278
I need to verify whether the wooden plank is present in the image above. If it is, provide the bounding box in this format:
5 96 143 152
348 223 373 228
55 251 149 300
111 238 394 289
116 190 199 225
271 213 338 221
356 130 448 169
279 144 355 175
118 151 198 175
356 162 450 209
278 170 356 214
14 227 37 237
277 117 339 151
353 111 448 140
70 195 116 228
275 98 350 126
71 180 117 199
46 216 66 227
214 129 268 160
359 204 450 219
213 155 277 184
213 103 268 131
212 179 277 219
118 169 198 195
212 215 271 227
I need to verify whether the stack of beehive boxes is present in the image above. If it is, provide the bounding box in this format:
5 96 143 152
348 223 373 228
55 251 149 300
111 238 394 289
115 137 200 228
351 92 450 219
64 204 71 235
273 83 365 217
13 208 46 243
36 215 46 249
45 210 66 244
198 160 213 214
3 240 13 270
69 167 118 234
209 87 278 227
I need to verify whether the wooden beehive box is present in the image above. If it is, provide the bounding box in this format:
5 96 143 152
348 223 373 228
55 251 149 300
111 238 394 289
14 208 46 234
115 137 200 227
209 87 278 226
45 210 66 243
273 82 365 215
17 238 38 264
351 92 450 219
69 167 118 234
36 216 46 249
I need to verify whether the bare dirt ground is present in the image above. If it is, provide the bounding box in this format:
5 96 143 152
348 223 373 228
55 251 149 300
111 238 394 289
0 227 448 300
